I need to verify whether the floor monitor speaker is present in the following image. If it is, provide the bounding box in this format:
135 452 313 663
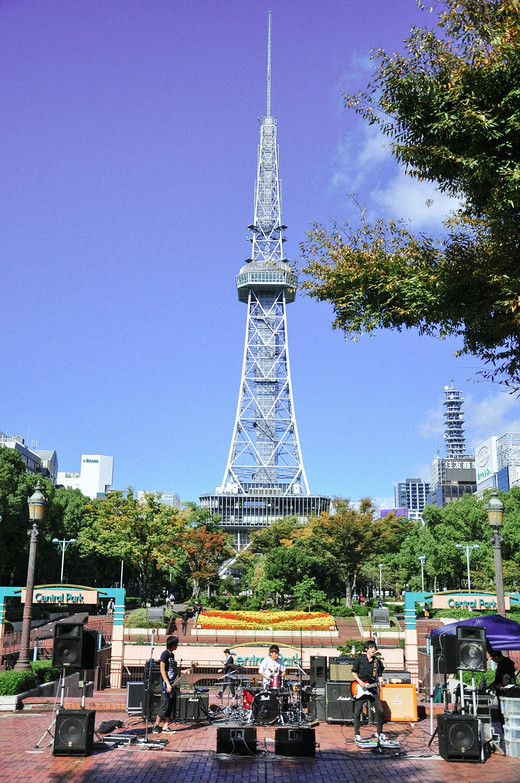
216 726 257 755
437 714 483 763
53 709 95 756
275 727 316 757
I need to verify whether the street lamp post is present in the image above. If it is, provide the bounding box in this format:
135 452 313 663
486 490 506 617
455 543 479 593
378 563 383 602
51 538 76 583
418 555 426 593
14 482 47 671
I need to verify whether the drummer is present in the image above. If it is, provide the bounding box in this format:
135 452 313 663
259 644 285 689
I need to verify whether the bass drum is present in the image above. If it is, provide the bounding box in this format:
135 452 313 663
252 691 279 724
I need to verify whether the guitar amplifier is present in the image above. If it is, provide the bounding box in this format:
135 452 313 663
176 692 209 722
381 683 417 722
325 682 355 723
325 681 376 724
329 656 355 682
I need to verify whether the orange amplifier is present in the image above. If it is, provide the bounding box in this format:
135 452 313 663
380 683 417 722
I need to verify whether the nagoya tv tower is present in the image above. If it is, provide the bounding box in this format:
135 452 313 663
200 14 330 550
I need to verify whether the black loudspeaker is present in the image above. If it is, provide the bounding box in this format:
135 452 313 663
53 709 96 756
176 692 209 721
310 655 327 688
308 688 326 721
52 623 97 669
456 626 487 672
325 681 355 723
437 714 483 762
142 661 162 721
275 727 316 757
216 726 257 755
433 633 458 674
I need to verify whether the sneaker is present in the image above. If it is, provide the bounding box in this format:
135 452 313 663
162 726 176 733
374 732 387 742
355 734 362 743
152 725 160 734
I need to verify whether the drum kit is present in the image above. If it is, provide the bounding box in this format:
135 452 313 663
214 669 313 726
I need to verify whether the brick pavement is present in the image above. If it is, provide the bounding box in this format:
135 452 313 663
2 706 520 783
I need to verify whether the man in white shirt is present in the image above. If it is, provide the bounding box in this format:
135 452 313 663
258 644 285 688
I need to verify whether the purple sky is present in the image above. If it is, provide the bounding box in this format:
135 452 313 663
1 0 518 508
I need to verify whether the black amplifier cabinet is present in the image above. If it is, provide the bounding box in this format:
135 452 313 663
325 681 355 723
176 691 209 721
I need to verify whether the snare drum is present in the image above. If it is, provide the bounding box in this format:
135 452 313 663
269 673 283 690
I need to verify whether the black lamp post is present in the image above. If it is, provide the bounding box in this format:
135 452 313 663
14 482 47 670
486 490 506 618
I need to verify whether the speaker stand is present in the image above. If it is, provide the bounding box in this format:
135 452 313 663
34 668 68 750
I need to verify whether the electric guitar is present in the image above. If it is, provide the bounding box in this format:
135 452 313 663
350 680 382 699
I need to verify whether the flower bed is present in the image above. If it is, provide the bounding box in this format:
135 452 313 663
198 610 336 631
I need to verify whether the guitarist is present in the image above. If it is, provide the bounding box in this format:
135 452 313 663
352 639 386 743
153 635 188 734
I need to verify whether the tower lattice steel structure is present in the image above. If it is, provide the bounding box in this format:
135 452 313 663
443 381 466 458
200 14 329 549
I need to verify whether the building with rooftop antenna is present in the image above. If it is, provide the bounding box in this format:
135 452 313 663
200 14 330 549
443 381 466 458
428 381 476 506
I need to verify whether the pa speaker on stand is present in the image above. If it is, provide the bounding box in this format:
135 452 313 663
52 623 98 670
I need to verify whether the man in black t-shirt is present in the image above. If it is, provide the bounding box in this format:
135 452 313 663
153 636 181 734
351 639 386 743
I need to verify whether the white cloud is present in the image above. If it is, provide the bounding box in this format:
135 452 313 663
330 121 460 232
465 392 520 448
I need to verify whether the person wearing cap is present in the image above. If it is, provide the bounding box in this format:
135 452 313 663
258 644 285 688
218 648 237 698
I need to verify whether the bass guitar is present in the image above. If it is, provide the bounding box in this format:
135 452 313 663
162 660 198 697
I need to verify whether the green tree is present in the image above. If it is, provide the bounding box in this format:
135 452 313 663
0 447 35 585
78 489 185 602
308 498 377 607
300 0 520 388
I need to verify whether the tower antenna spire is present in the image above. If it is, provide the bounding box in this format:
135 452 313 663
267 10 272 117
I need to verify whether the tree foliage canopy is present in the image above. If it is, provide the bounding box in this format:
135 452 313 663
300 0 520 388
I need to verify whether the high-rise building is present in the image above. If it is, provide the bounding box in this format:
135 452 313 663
0 432 58 484
58 454 113 499
394 478 430 517
443 381 466 458
200 15 329 549
428 382 475 506
473 432 520 493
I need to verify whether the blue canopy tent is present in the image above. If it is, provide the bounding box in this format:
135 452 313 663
431 614 520 650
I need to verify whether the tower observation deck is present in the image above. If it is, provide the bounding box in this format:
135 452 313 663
200 14 330 549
